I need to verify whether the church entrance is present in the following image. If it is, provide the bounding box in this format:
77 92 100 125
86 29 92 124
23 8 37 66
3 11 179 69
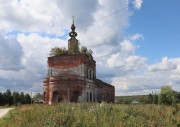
53 91 59 103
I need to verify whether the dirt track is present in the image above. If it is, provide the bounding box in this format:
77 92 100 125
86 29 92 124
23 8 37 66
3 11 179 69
0 108 14 119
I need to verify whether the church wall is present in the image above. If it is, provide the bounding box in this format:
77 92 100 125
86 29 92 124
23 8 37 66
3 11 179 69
48 54 96 78
95 79 115 103
44 76 88 104
43 77 49 104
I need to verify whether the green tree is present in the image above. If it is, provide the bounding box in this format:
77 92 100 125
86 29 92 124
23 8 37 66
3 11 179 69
158 85 176 105
173 90 179 103
148 93 153 104
153 94 158 104
2 93 9 105
177 92 180 103
12 91 20 105
33 93 43 101
1 89 13 106
20 92 25 104
0 92 2 105
24 94 31 104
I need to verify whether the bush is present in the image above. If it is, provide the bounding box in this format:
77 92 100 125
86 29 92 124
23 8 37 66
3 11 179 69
158 85 176 105
49 47 68 56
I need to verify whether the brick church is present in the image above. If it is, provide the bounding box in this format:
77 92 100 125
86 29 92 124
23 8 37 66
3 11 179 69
43 21 115 104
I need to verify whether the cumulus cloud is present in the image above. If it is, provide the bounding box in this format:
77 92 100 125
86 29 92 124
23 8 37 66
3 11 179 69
148 57 177 72
0 31 67 91
78 0 129 47
107 39 146 72
112 57 180 95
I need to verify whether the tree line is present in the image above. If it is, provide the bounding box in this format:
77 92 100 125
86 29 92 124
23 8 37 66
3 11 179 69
116 85 180 105
0 89 31 106
143 85 180 105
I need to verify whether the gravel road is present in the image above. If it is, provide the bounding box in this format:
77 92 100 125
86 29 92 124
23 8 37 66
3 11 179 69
0 108 14 119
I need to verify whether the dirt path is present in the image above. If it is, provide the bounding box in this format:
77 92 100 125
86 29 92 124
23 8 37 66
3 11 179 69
0 108 14 119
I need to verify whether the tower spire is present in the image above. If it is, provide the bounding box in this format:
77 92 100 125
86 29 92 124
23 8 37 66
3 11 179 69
69 16 77 38
68 16 79 53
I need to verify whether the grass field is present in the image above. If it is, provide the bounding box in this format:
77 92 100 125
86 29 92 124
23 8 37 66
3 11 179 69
0 103 180 127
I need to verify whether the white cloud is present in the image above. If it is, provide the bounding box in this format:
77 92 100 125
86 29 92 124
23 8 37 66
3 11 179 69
148 57 177 72
107 39 147 73
130 33 144 41
0 32 67 91
133 0 143 10
78 0 129 47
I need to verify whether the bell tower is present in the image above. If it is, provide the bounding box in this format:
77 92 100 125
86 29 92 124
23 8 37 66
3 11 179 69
68 16 79 53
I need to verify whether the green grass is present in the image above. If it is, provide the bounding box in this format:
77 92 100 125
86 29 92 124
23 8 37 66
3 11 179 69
0 106 15 109
0 103 180 127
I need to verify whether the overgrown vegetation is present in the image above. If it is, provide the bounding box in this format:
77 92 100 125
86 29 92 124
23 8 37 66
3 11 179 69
80 46 93 54
0 103 180 127
0 89 31 106
49 47 68 56
49 46 93 57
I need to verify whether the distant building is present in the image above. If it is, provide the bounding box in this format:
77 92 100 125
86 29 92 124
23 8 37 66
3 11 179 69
43 21 115 104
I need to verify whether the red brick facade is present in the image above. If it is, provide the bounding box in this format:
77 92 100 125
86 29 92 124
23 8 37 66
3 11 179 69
43 22 115 104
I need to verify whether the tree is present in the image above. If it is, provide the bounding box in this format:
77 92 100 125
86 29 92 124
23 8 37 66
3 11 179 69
24 94 31 104
0 92 2 105
33 93 43 101
153 94 158 104
148 93 153 104
12 92 20 105
0 89 13 106
177 92 180 103
20 92 25 104
158 85 176 105
6 89 13 105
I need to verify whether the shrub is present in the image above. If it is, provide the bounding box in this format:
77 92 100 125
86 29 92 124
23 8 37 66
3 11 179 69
49 47 68 56
158 85 176 105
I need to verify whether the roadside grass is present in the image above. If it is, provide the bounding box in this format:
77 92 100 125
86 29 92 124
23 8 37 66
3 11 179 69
0 106 15 109
0 103 180 127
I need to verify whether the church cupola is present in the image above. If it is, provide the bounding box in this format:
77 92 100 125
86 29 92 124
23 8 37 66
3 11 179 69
68 17 79 53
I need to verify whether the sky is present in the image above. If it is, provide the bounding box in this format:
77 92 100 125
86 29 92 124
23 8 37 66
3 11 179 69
0 0 180 96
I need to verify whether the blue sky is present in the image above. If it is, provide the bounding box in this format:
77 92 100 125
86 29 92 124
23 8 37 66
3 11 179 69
0 0 180 95
128 0 180 63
